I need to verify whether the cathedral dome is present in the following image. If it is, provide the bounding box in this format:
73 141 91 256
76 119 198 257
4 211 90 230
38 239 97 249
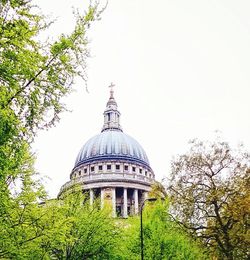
59 85 155 212
74 130 150 169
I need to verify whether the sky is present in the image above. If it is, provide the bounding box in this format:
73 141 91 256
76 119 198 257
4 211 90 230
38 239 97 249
32 0 250 198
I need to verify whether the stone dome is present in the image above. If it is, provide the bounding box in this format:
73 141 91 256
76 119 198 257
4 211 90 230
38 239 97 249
74 130 150 169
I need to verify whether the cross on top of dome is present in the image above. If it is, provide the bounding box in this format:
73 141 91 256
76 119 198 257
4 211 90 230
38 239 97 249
109 82 115 97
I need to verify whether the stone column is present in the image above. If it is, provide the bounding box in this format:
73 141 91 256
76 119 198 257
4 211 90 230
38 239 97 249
123 188 128 218
90 189 94 206
134 189 139 215
100 188 104 209
112 188 116 217
144 191 148 201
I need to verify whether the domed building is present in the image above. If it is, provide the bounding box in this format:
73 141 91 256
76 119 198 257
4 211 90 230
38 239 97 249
58 86 155 217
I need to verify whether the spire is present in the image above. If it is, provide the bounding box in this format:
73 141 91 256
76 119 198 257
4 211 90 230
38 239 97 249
101 83 122 132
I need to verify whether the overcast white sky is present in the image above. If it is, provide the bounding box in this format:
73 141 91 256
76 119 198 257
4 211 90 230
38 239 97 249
33 0 250 198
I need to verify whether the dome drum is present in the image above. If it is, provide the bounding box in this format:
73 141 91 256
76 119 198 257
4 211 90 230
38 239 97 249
72 158 153 178
74 155 152 172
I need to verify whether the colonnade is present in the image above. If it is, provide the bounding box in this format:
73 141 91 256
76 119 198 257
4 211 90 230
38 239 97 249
89 187 148 218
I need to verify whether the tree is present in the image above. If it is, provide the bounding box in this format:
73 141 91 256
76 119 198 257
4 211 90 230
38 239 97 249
0 0 106 257
0 0 103 187
51 190 121 260
0 173 63 259
149 180 168 199
119 201 207 260
168 138 250 259
0 185 120 259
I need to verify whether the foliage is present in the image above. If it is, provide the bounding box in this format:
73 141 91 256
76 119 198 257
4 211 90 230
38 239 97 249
0 0 107 258
0 186 120 259
149 181 168 199
50 191 121 260
168 138 250 259
118 201 207 260
0 0 102 186
0 171 59 259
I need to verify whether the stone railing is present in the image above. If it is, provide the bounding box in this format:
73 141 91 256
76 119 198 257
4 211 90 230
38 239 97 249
59 173 153 195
